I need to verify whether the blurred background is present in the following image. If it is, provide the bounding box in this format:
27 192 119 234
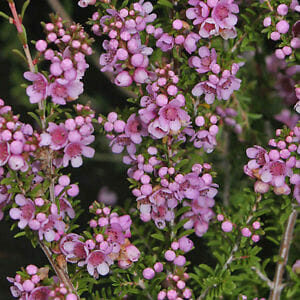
0 0 299 299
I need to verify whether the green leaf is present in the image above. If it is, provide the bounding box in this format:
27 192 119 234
175 206 191 218
21 0 31 18
157 0 173 8
151 232 165 242
198 264 215 275
173 218 189 233
12 49 27 62
14 231 26 238
0 11 10 20
178 229 195 239
27 112 42 128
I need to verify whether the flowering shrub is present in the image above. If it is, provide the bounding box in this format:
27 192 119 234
0 0 300 299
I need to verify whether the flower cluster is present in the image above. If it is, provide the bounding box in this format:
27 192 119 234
9 174 79 242
263 3 299 59
39 104 95 168
217 214 261 243
7 265 77 299
186 0 239 40
93 1 156 86
157 271 192 300
24 15 93 105
244 125 300 203
0 167 11 220
0 99 38 172
191 60 241 104
59 202 140 278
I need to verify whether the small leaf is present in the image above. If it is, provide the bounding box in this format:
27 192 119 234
157 0 173 8
151 232 165 242
21 0 30 18
14 231 26 238
12 49 27 62
28 112 42 128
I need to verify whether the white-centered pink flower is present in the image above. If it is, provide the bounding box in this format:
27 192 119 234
24 72 48 104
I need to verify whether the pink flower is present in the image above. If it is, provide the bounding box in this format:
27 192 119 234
125 114 148 144
158 100 190 134
86 250 110 277
38 215 66 242
217 74 241 100
9 195 35 229
60 234 89 265
148 119 169 139
246 146 269 170
156 33 174 52
49 79 83 105
186 1 210 25
28 286 51 300
211 0 239 29
40 122 68 150
260 160 289 187
106 223 125 244
24 72 48 104
191 129 217 153
199 18 219 38
109 134 136 154
63 142 95 168
125 244 140 262
192 81 217 104
189 47 217 73
184 33 200 54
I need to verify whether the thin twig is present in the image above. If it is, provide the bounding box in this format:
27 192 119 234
269 208 298 300
39 241 79 298
251 266 273 289
197 194 262 299
7 1 78 295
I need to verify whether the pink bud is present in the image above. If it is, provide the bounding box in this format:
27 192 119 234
221 221 233 232
241 227 252 237
26 265 38 275
276 20 289 34
252 221 260 230
263 17 272 27
23 280 35 292
131 54 144 67
165 250 176 261
154 262 163 272
36 40 47 52
143 268 155 279
172 19 183 30
115 71 132 87
270 31 281 41
174 255 186 266
252 234 260 242
178 236 194 253
133 68 148 84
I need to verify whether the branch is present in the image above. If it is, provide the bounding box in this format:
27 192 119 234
39 241 79 298
251 266 273 289
269 208 298 300
197 194 262 299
